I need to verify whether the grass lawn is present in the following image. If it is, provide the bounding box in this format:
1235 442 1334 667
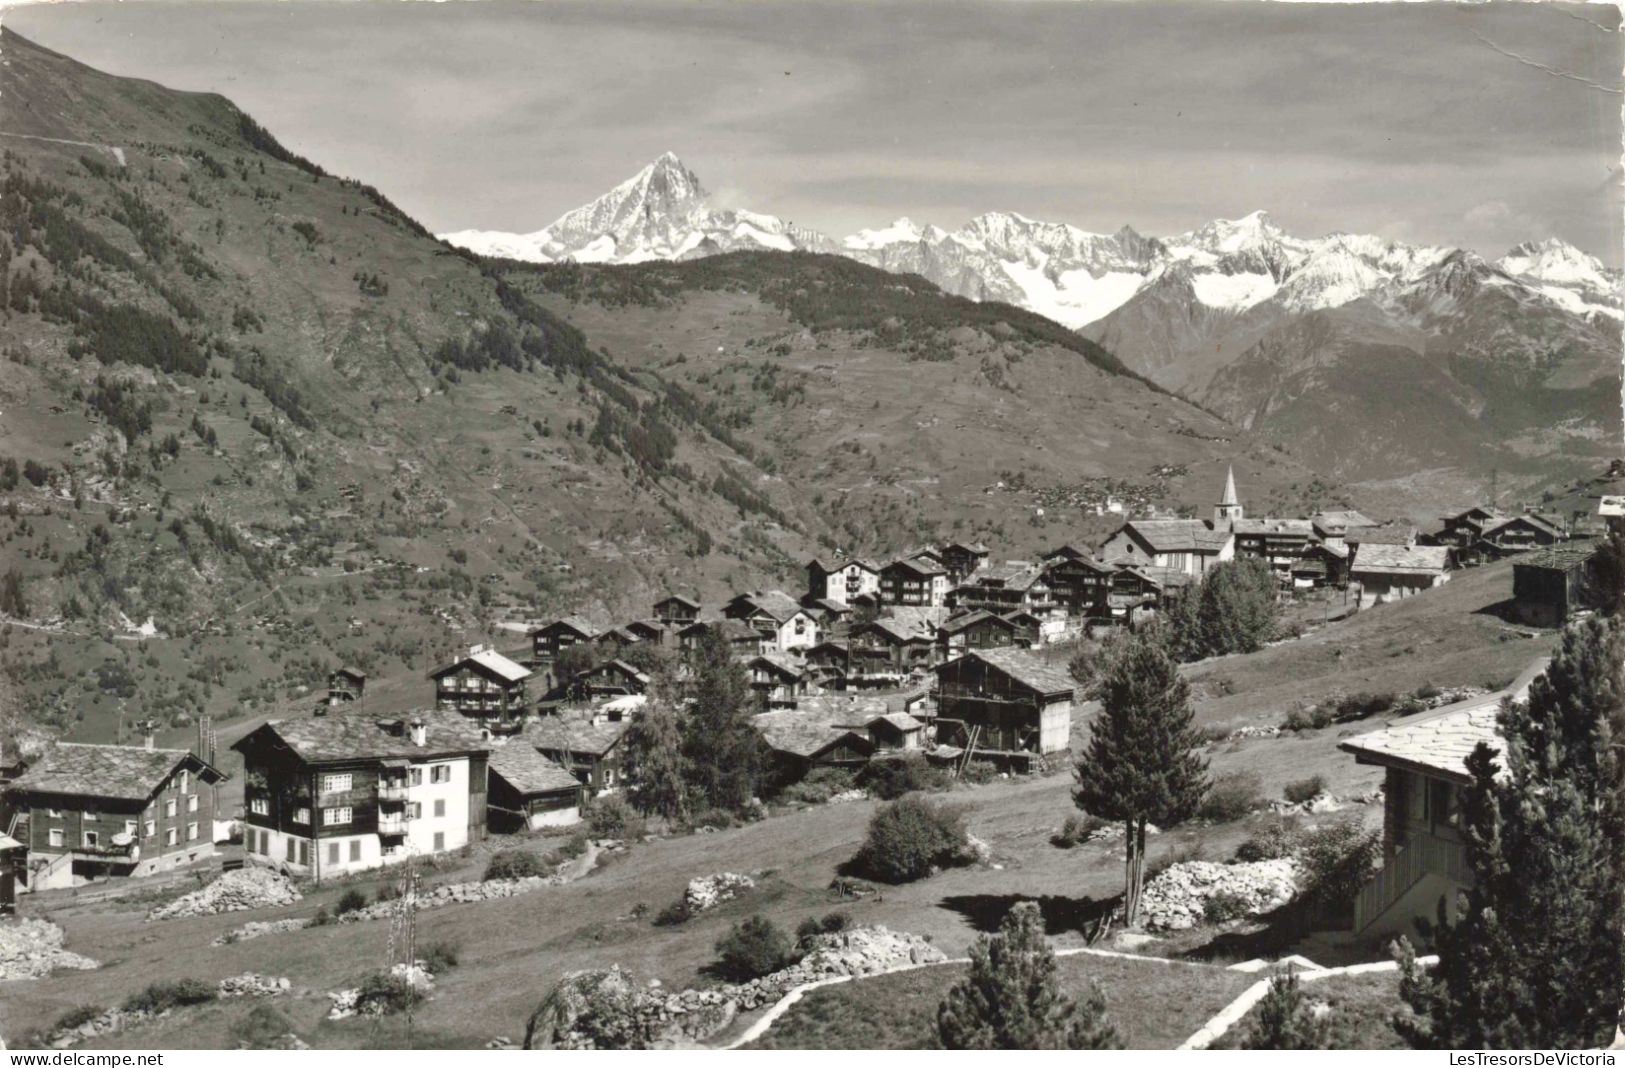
1214 968 1409 1050
747 952 1257 1049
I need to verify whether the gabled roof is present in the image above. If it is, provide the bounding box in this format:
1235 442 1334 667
599 625 642 644
331 666 367 682
1514 545 1597 572
940 541 990 555
965 563 1048 590
1042 543 1096 562
732 589 806 623
884 606 950 635
756 703 876 759
795 694 892 720
1347 521 1417 546
9 743 226 802
806 597 852 615
488 741 581 796
432 646 531 683
1480 513 1563 539
1231 518 1315 537
1339 659 1548 783
535 616 600 639
680 618 765 642
626 619 669 637
883 556 946 578
234 711 492 765
1117 519 1232 554
526 716 630 757
1351 543 1451 576
940 609 1013 635
939 648 1075 697
866 712 925 733
858 618 932 644
749 652 807 680
582 659 650 685
1311 510 1376 532
807 556 880 575
653 594 701 610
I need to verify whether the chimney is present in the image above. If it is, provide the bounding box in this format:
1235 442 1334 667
409 716 428 747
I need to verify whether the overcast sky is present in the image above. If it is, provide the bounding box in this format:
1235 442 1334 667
7 0 1623 263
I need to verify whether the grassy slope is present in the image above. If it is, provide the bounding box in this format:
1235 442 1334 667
1213 969 1408 1050
0 559 1554 1049
746 953 1257 1049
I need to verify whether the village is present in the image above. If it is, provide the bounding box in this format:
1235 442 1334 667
0 466 1616 1049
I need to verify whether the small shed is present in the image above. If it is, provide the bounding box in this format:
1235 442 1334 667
487 742 583 832
1511 546 1600 627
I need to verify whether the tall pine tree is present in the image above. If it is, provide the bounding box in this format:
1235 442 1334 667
1398 617 1625 1048
625 659 688 822
679 630 763 814
1073 630 1209 925
937 901 1122 1049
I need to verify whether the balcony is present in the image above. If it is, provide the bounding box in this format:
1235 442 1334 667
377 783 410 802
377 813 409 835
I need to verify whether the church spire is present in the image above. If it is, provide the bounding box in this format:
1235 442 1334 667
1221 465 1238 507
1215 464 1244 525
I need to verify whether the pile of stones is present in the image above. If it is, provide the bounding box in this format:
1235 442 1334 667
149 868 301 920
213 918 310 946
326 962 435 1020
682 872 755 914
217 973 292 998
1269 793 1347 816
0 918 99 980
1139 859 1301 932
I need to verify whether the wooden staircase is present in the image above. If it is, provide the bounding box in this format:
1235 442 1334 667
1353 834 1470 933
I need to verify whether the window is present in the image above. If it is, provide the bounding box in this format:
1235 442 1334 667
48 829 63 848
46 807 62 818
178 770 189 794
349 840 361 862
165 828 178 846
78 829 97 848
327 843 339 865
124 820 138 837
432 831 445 852
408 802 422 819
298 841 309 865
164 799 177 818
187 822 199 842
324 807 353 826
433 799 446 818
430 764 451 784
286 838 296 863
144 820 156 838
293 807 310 825
322 773 353 794
83 809 97 822
187 795 199 813
250 797 269 816
605 768 617 786
409 767 423 786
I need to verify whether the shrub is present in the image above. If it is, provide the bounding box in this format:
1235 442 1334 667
652 899 692 927
1297 823 1382 914
334 888 369 916
853 795 968 883
309 906 333 927
1282 775 1326 804
1241 969 1330 1049
1234 815 1302 862
1281 705 1333 733
486 849 551 880
687 808 738 831
1051 813 1106 849
959 761 998 786
123 978 217 1014
1199 771 1263 822
795 911 851 946
228 1003 297 1049
585 795 646 840
355 971 420 1016
775 767 855 805
374 882 400 902
557 829 592 859
857 755 950 800
421 939 460 974
53 1005 104 1032
714 915 794 981
1204 889 1252 924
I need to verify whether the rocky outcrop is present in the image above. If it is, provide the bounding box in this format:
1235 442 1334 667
326 962 434 1020
218 973 292 998
529 926 947 1048
149 868 301 920
682 873 754 914
213 918 311 946
1269 793 1347 816
1140 860 1300 931
0 919 99 980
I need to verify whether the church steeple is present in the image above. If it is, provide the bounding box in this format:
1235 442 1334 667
1214 464 1244 526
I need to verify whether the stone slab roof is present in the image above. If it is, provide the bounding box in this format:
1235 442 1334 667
241 711 492 765
1351 543 1451 576
9 743 225 802
488 741 580 796
946 648 1075 697
526 716 630 757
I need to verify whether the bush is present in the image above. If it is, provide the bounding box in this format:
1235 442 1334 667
1051 813 1106 849
309 906 333 927
1281 705 1333 733
334 888 369 916
795 911 851 946
585 795 645 840
375 882 400 903
228 1003 297 1049
652 899 692 927
1234 816 1302 862
53 1005 104 1032
354 971 420 1016
486 849 551 880
1204 889 1253 924
775 767 856 806
1297 822 1382 914
687 808 738 831
714 915 794 981
123 978 217 1014
557 829 592 859
958 761 998 786
421 939 460 974
1282 775 1326 804
857 755 950 800
1199 771 1263 822
853 795 968 883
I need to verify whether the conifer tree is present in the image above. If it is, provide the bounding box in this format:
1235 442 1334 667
679 630 763 814
1242 969 1329 1050
1168 557 1279 661
625 660 687 822
1398 617 1625 1048
937 902 1122 1050
1073 630 1209 925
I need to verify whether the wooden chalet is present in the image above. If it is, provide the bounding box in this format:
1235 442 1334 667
568 659 651 702
936 542 992 585
847 618 935 686
1290 542 1350 589
939 609 1019 654
531 616 600 664
933 648 1074 767
748 652 817 710
652 595 702 627
1474 514 1566 558
724 590 821 652
525 715 631 797
1040 545 1115 617
953 563 1057 617
1351 544 1452 608
806 557 881 607
755 704 876 781
678 618 771 658
232 711 488 881
487 740 583 832
804 640 851 689
5 742 226 891
1230 518 1317 581
326 667 367 708
1511 546 1602 627
624 619 671 646
430 645 532 732
879 557 950 607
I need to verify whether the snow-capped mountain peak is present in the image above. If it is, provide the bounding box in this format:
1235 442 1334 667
843 217 924 251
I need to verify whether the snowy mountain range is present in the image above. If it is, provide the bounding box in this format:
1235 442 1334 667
439 152 1622 338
